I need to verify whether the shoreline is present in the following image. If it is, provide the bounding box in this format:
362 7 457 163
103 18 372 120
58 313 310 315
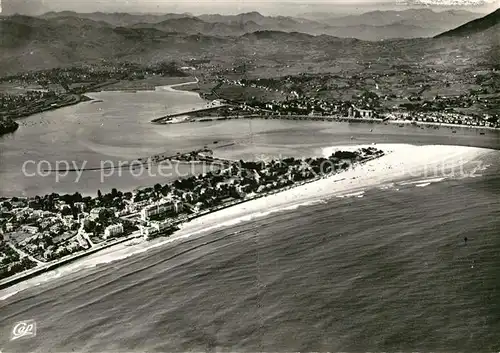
0 233 141 290
154 112 500 132
148 107 499 132
387 119 499 131
0 143 495 298
7 94 93 123
1 77 192 124
153 82 499 131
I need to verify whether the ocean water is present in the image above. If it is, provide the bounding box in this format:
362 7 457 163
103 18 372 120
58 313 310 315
0 151 499 352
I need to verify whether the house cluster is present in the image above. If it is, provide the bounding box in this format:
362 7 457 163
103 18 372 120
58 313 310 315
0 192 134 263
240 97 344 117
0 91 59 115
386 111 499 128
217 77 284 95
0 61 186 88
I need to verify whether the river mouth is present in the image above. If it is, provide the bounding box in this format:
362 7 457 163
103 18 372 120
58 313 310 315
1 87 499 198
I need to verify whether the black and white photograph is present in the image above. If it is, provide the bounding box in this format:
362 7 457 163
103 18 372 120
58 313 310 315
0 0 499 351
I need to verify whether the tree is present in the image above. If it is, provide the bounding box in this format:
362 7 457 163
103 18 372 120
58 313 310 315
97 189 103 200
61 207 72 216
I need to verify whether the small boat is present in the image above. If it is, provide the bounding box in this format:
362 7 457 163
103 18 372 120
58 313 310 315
480 132 485 135
452 130 457 133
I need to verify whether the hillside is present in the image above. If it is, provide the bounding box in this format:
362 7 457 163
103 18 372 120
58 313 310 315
435 8 500 38
0 13 497 76
319 23 440 41
131 17 262 37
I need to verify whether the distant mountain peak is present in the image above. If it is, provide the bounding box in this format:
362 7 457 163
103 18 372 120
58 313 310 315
240 11 264 17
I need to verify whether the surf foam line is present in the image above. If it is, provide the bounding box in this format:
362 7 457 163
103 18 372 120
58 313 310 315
398 177 447 186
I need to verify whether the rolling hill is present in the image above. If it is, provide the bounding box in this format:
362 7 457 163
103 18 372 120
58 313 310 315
39 11 194 27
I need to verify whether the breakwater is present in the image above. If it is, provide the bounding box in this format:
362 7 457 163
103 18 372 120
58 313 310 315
151 105 227 124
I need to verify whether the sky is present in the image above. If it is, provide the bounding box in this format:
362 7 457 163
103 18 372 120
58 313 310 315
1 0 498 15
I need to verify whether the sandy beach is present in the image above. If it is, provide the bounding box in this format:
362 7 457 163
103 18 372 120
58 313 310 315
154 79 200 97
177 143 493 237
0 143 494 301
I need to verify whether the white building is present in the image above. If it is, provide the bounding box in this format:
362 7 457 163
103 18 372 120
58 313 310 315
89 207 106 220
22 225 39 235
140 200 183 221
351 105 373 119
5 223 14 232
104 223 124 239
140 225 156 240
141 220 172 240
55 201 70 212
76 232 90 249
61 215 75 227
74 202 86 213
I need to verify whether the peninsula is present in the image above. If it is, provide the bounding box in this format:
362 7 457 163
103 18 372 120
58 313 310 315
0 146 384 287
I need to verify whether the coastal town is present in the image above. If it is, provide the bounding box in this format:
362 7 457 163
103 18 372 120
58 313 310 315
167 74 499 129
0 146 384 284
1 62 499 137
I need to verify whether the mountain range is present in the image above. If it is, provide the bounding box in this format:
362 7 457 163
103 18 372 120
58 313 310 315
34 9 482 41
301 8 480 28
0 8 498 76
